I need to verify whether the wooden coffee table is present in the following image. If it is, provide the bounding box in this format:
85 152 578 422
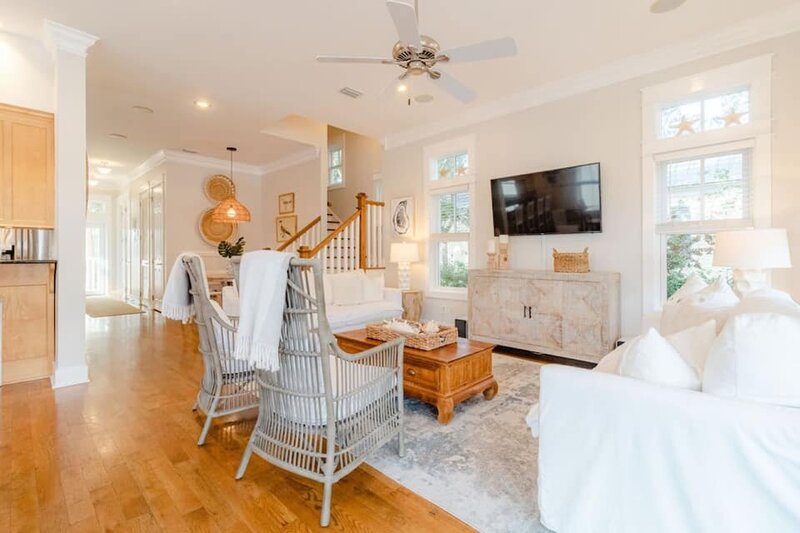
335 329 498 424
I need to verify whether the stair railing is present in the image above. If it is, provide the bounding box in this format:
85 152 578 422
276 216 322 255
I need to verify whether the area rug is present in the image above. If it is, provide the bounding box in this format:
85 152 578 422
85 296 143 318
367 354 547 533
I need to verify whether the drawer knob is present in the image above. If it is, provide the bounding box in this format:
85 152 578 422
407 368 417 376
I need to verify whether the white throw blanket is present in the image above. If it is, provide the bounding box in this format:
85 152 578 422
162 253 206 323
234 250 293 372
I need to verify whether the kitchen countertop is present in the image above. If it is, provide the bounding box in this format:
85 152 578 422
0 259 57 264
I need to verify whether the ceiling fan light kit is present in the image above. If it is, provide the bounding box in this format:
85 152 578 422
316 0 517 104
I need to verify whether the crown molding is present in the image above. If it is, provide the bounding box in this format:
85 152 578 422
384 4 800 150
125 146 320 183
262 147 320 175
43 20 98 58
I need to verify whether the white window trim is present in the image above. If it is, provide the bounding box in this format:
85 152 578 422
641 55 772 313
328 143 345 190
423 134 476 301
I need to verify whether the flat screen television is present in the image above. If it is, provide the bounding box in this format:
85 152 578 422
490 162 602 236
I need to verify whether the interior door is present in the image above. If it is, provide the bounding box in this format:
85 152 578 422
129 198 140 305
139 189 151 308
150 182 165 311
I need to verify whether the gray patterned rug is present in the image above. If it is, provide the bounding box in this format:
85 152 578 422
367 354 548 533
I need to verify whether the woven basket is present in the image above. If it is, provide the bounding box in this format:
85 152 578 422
366 322 458 351
553 247 590 273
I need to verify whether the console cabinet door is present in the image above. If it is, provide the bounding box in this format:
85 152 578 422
0 105 55 228
469 275 503 338
562 282 605 357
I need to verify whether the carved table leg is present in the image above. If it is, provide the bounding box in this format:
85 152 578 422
436 398 454 424
483 380 499 400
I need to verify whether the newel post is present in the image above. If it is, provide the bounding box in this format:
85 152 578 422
356 192 368 270
298 245 312 259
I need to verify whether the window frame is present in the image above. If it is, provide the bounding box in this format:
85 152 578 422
328 144 344 189
641 56 772 312
423 135 477 301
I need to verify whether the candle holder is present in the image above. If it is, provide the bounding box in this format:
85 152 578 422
486 252 498 270
498 242 510 269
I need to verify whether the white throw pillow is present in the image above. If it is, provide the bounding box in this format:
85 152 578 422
330 271 365 306
362 271 385 303
703 313 800 407
668 272 708 304
595 320 716 380
661 277 739 335
619 328 701 390
732 288 800 318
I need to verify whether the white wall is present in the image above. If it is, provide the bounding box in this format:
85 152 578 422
382 32 800 337
0 31 54 112
262 157 323 249
327 127 383 218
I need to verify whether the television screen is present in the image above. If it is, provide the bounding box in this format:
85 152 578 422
490 163 602 236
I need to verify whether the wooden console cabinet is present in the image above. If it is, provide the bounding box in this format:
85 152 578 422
0 263 56 384
468 269 620 363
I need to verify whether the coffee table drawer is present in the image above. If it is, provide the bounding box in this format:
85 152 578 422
403 360 438 390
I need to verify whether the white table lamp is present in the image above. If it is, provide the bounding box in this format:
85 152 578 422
712 228 792 295
390 242 419 290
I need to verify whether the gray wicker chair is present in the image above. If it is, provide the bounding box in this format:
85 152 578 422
235 257 405 527
183 255 259 446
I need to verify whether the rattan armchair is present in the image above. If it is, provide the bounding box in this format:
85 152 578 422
235 258 405 527
183 255 259 446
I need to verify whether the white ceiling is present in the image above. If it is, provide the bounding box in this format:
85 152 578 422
2 0 798 182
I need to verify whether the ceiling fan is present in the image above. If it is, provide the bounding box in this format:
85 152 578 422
316 0 517 104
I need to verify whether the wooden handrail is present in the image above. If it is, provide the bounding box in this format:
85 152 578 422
276 216 321 251
364 199 385 207
305 209 361 257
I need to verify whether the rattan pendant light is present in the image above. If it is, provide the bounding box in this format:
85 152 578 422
212 147 251 223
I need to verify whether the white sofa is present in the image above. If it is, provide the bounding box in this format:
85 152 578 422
223 269 403 332
533 287 800 532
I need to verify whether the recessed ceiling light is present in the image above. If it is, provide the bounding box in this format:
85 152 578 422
194 99 211 109
88 179 99 187
108 133 128 140
650 0 686 14
182 148 199 154
414 94 434 103
397 84 408 93
96 164 112 175
131 105 154 114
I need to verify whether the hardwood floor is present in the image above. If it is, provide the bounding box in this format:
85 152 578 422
0 313 474 532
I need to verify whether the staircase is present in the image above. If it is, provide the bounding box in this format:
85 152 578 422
277 193 385 272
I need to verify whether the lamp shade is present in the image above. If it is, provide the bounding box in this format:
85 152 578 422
212 197 251 223
713 228 791 269
390 242 419 263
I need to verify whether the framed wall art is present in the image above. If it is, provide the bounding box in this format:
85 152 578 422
390 196 414 237
278 192 295 214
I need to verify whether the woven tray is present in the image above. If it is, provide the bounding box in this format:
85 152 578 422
366 322 458 351
553 247 590 273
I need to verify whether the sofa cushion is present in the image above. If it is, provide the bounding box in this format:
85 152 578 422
329 271 365 306
661 277 738 335
619 328 701 390
667 272 707 304
703 313 800 407
731 288 800 318
363 271 385 303
596 320 716 383
326 300 403 332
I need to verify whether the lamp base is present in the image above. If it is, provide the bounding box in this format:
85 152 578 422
398 262 411 291
732 268 768 297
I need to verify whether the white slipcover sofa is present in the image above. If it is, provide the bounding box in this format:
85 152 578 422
223 269 403 332
533 285 800 532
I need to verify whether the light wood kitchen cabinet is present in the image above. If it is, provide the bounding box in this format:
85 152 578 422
0 263 55 384
0 103 55 228
468 269 620 363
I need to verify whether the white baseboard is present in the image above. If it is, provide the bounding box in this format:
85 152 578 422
51 364 90 389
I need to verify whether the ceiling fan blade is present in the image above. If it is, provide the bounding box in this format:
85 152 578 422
316 56 395 64
442 37 518 63
435 71 477 104
386 0 421 48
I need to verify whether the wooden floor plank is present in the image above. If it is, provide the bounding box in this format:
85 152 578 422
0 313 474 533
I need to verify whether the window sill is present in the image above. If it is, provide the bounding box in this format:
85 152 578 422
327 183 346 191
426 288 468 302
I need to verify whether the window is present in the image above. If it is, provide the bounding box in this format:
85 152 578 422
424 136 476 298
641 56 771 308
328 145 343 187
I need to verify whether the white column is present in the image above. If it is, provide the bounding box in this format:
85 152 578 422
44 21 99 388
